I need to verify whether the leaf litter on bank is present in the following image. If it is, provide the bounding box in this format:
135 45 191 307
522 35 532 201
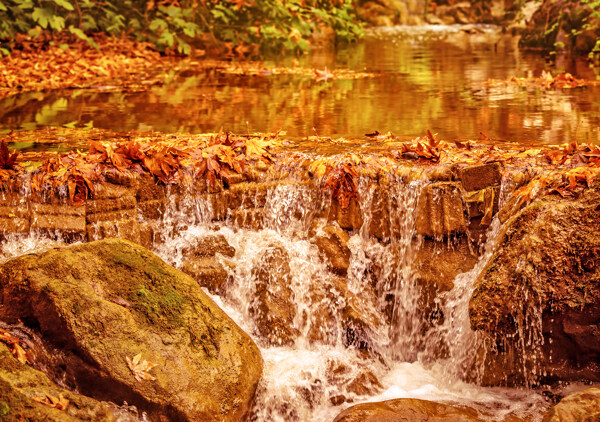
1 128 600 212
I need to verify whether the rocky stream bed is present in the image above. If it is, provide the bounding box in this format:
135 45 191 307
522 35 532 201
0 130 600 421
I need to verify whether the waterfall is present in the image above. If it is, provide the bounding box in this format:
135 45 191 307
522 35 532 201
0 165 548 421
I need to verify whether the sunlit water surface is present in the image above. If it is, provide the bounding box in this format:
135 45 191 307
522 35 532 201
1 25 599 145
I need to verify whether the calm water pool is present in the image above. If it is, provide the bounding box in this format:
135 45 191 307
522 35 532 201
1 25 599 145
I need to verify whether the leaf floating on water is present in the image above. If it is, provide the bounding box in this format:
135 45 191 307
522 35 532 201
126 353 158 382
32 393 69 410
486 71 600 89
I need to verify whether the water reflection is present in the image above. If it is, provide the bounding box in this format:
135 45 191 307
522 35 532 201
1 25 599 145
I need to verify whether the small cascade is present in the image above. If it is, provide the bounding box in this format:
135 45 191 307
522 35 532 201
0 163 550 421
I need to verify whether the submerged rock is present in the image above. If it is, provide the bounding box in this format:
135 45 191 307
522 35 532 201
543 388 600 421
470 189 600 385
0 239 263 421
0 342 114 421
332 398 485 422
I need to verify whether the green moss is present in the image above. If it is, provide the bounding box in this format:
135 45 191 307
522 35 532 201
134 285 187 328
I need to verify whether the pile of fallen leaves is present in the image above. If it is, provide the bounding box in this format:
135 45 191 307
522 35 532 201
2 128 600 210
486 71 600 89
0 34 187 100
0 130 277 205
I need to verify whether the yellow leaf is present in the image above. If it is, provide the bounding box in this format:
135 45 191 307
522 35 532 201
126 353 158 382
33 393 69 410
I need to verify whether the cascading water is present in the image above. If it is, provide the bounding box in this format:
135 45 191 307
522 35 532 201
0 162 549 421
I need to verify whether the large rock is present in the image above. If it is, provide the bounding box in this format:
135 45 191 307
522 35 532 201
0 342 114 421
469 189 600 385
332 398 485 422
543 388 600 422
0 239 262 421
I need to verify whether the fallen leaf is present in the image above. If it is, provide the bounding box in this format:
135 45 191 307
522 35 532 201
0 328 28 364
32 393 69 410
126 353 158 382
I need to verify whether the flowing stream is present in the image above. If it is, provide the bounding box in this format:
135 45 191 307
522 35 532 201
0 167 550 421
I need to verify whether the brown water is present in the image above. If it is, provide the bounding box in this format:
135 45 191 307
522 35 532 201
1 25 600 145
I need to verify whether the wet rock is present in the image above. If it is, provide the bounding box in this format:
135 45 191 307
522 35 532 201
470 189 600 385
0 239 262 421
181 257 229 294
0 342 115 421
413 238 478 328
543 388 600 421
227 181 271 210
415 182 467 238
458 162 502 192
366 178 391 241
326 359 383 405
183 234 235 258
308 276 383 351
87 218 140 244
230 208 264 230
137 199 166 221
250 245 299 346
314 225 351 276
136 174 166 202
332 398 485 422
331 198 363 231
30 203 86 239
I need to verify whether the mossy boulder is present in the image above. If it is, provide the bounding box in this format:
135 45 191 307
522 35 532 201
0 342 114 421
469 189 600 385
0 239 263 421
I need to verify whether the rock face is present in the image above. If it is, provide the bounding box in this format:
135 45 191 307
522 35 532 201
543 388 600 422
0 342 114 421
0 239 263 421
332 398 485 422
469 190 600 385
